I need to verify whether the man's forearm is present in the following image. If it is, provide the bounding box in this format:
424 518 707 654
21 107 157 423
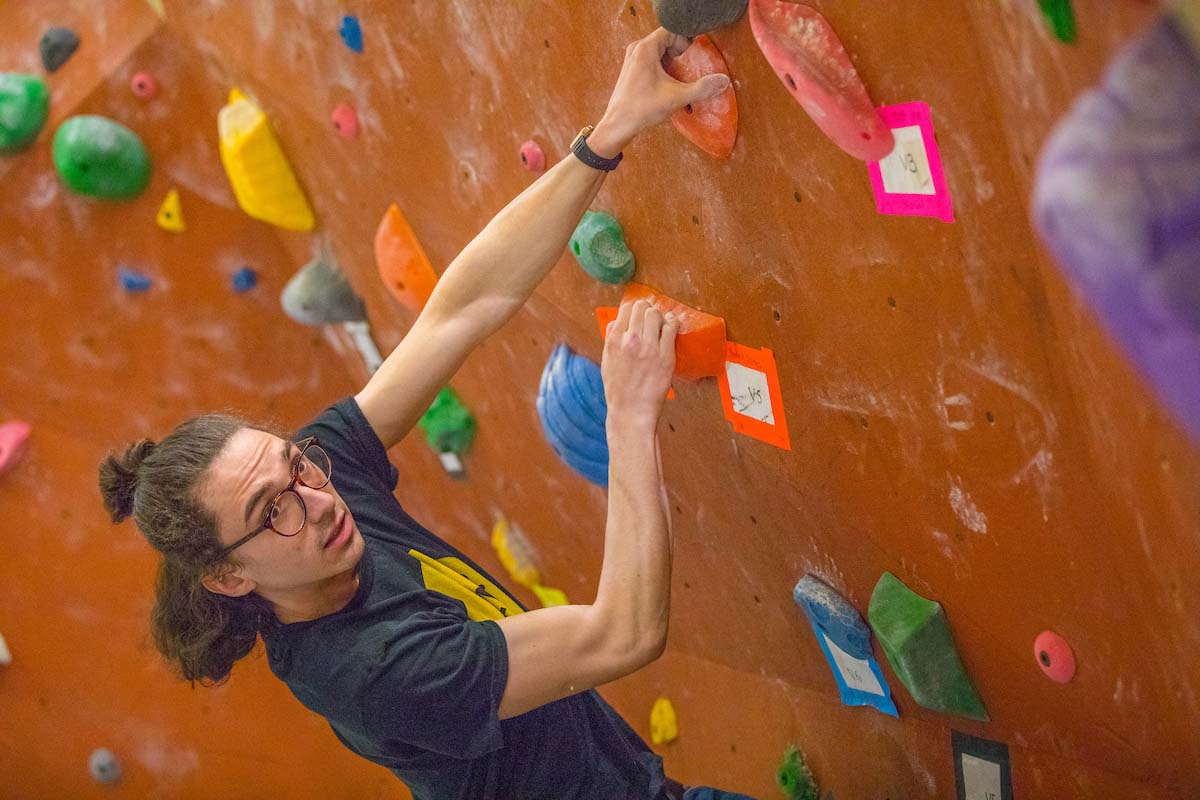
594 424 673 659
424 122 628 335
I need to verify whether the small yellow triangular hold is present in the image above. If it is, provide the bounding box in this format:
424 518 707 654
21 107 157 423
145 0 165 17
491 517 542 589
218 88 315 231
156 189 185 232
649 697 679 745
531 584 569 608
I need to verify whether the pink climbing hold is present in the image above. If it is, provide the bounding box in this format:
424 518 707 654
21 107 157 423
130 71 158 99
1034 630 1076 683
0 420 32 476
519 140 545 173
748 0 893 161
331 103 359 139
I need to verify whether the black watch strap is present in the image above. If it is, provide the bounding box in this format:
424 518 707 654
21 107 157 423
570 126 623 171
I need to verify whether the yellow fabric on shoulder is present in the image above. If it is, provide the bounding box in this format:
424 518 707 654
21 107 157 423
408 549 523 622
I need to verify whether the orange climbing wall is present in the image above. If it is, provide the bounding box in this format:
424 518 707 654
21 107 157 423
1 1 1198 798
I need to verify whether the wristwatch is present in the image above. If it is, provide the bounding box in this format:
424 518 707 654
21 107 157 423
570 125 623 172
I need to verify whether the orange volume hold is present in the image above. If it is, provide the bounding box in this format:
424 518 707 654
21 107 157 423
664 34 738 159
374 203 439 313
622 282 727 380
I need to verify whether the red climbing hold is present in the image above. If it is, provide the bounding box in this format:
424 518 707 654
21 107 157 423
748 0 893 161
519 140 545 172
0 420 31 476
622 282 727 380
130 72 158 99
664 34 738 159
1034 630 1076 683
331 103 359 139
374 203 439 313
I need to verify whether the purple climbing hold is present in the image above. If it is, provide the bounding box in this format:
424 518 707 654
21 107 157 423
118 266 152 293
339 15 364 53
1033 16 1200 441
40 27 80 73
231 266 258 293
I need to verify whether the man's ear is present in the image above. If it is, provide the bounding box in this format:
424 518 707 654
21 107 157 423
201 564 256 598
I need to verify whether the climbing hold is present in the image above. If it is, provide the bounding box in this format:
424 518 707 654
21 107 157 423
537 344 608 487
868 572 989 721
339 15 364 53
374 203 439 313
748 0 893 161
1034 630 1076 683
0 73 50 153
331 103 359 139
776 746 819 800
653 0 748 36
52 116 152 200
118 266 152 293
793 575 871 660
130 71 158 98
491 517 542 589
1039 0 1077 43
519 139 546 172
1034 14 1200 442
622 282 727 380
663 34 738 159
0 632 10 665
531 584 569 607
88 748 121 785
145 0 165 18
218 88 315 231
0 420 32 476
39 27 80 73
231 266 258 293
418 387 477 455
155 188 185 232
649 697 679 745
280 258 365 325
569 211 635 284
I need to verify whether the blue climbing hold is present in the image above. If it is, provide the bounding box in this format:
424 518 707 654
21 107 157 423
794 574 872 660
118 266 151 293
339 15 363 53
231 266 258 293
537 344 608 487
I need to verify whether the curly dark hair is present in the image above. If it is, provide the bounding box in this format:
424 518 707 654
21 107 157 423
98 413 287 685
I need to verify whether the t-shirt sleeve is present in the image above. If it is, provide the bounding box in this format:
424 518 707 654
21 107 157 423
359 600 509 760
296 397 399 497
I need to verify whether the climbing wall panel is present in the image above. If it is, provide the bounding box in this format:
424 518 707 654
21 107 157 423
0 0 1196 798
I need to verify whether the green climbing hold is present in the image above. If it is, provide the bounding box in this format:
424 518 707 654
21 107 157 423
1038 0 1076 43
776 746 819 800
0 74 50 153
52 115 152 200
569 210 635 284
418 387 477 455
867 572 989 721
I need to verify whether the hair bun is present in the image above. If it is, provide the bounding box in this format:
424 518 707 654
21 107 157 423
98 439 155 523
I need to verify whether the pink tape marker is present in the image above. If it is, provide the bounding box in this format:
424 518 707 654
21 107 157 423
867 101 954 223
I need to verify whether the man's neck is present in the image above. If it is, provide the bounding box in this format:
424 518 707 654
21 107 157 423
269 569 360 625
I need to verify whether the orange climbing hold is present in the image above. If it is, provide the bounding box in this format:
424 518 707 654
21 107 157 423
374 203 439 313
663 34 738 159
621 283 727 380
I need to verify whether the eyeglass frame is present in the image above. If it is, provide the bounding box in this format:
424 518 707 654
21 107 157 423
217 436 332 558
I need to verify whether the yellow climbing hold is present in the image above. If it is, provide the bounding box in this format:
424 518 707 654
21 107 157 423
531 585 569 607
491 517 542 589
218 88 314 231
145 0 164 17
156 188 185 232
650 697 679 745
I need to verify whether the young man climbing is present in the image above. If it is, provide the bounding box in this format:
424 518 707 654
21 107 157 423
99 27 754 800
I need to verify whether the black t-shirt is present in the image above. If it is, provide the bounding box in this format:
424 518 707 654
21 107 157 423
264 397 666 799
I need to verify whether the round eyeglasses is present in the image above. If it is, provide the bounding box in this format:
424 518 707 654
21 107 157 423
218 436 332 557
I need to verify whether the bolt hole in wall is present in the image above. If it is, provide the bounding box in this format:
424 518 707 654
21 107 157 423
793 191 802 203
986 410 995 424
692 214 699 224
887 296 897 309
773 309 781 322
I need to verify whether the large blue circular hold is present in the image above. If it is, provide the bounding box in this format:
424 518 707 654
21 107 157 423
537 344 608 487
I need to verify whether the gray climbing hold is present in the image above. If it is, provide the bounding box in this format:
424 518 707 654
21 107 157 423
40 27 81 73
653 0 748 37
88 748 121 785
281 257 366 325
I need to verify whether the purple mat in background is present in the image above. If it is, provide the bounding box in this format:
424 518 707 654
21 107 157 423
1034 15 1200 441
